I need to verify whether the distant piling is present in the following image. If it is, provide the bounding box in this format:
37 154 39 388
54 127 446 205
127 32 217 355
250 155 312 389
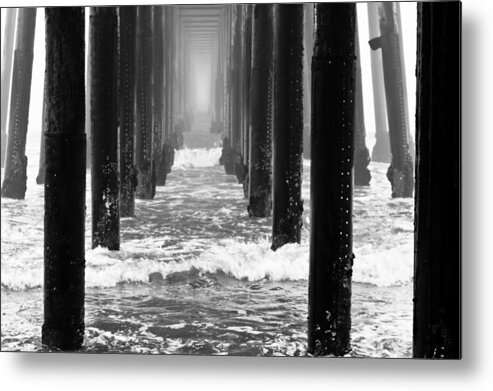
1 8 17 169
152 6 165 191
135 6 156 199
119 6 137 217
367 2 390 164
308 3 356 357
241 4 253 198
247 4 274 218
413 2 461 359
271 4 304 251
42 7 86 351
1 8 36 199
353 20 371 187
36 74 48 185
372 3 413 198
90 7 120 250
157 6 176 186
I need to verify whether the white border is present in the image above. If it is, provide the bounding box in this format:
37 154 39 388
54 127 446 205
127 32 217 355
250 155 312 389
2 0 492 390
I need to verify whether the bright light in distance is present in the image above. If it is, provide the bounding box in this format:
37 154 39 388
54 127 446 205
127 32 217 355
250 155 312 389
191 54 212 113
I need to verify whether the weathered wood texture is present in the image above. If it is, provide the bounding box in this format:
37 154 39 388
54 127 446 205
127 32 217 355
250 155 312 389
152 6 165 191
375 2 414 197
271 4 304 251
413 1 461 359
90 7 120 250
367 2 390 163
119 6 137 217
308 3 356 357
247 4 274 218
36 74 48 184
1 8 36 199
353 19 371 186
42 7 86 350
1 8 17 168
135 6 156 199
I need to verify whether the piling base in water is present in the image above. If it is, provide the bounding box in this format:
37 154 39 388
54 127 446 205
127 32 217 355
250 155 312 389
1 155 27 199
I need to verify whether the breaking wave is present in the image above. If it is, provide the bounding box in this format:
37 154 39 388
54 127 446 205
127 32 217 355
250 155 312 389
1 237 412 290
172 147 222 169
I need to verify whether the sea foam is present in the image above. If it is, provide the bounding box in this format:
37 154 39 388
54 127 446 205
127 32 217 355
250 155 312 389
172 147 222 169
1 238 412 290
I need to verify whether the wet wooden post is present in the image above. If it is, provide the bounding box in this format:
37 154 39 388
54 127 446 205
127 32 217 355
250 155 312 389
232 5 248 185
241 4 253 198
156 7 175 186
42 7 86 350
119 6 137 217
1 8 17 169
85 16 92 169
135 6 155 199
370 2 413 198
36 74 48 184
223 7 238 176
271 4 304 251
232 5 245 183
413 1 461 359
395 4 415 160
367 2 390 164
90 7 120 250
1 8 36 199
308 3 356 357
353 20 371 186
302 3 314 160
153 6 164 190
247 4 274 218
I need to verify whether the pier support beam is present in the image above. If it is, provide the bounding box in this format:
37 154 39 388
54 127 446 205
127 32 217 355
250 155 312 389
372 3 413 198
353 20 371 187
135 6 156 199
308 3 356 357
42 7 86 350
1 8 17 169
271 4 304 251
413 1 461 359
247 4 274 218
119 6 137 217
367 2 390 164
1 8 36 199
90 7 120 250
152 6 165 192
36 76 47 184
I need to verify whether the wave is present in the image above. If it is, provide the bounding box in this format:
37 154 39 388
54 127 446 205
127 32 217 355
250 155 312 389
1 237 412 290
172 147 222 169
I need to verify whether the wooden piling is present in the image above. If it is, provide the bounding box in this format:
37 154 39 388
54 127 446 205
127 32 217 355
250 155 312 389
353 20 371 186
367 2 390 164
247 4 274 218
152 6 165 189
36 74 48 185
119 6 137 217
413 1 461 359
1 8 36 199
90 7 120 250
271 4 304 251
1 8 17 169
307 3 356 357
42 7 86 350
373 2 414 198
157 7 172 187
135 6 155 199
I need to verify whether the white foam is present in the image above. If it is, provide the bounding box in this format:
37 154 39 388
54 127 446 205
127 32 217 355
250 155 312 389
1 237 413 290
353 242 414 287
172 147 222 169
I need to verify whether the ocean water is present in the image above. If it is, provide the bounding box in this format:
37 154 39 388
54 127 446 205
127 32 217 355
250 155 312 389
1 138 414 357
